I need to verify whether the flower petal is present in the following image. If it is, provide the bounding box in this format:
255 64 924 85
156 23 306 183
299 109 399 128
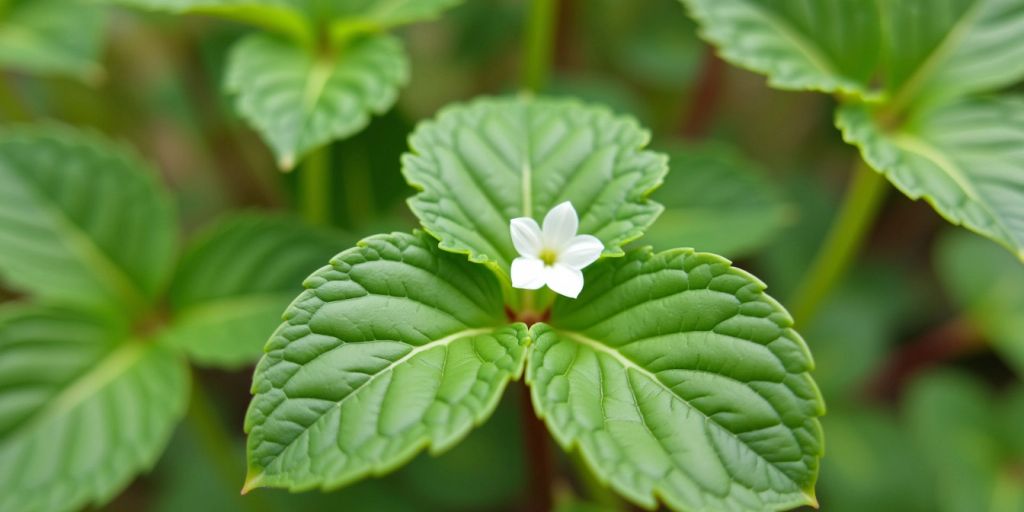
510 217 543 257
511 257 546 289
542 201 578 248
544 263 584 299
559 234 603 269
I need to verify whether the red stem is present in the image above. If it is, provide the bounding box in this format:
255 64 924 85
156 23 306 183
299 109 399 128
518 382 554 511
681 46 726 139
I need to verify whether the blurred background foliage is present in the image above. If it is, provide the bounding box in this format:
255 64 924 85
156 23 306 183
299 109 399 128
0 0 1022 510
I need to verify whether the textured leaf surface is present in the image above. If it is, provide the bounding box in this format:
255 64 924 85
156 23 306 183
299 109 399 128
935 230 1024 375
0 0 107 81
837 97 1024 260
162 214 343 368
403 95 666 277
647 143 791 258
0 306 190 512
883 0 1024 109
244 231 528 491
679 0 882 98
106 0 311 41
0 125 176 315
526 247 824 511
225 33 408 170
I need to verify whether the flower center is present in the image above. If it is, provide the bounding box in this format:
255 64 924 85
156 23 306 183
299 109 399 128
539 248 558 266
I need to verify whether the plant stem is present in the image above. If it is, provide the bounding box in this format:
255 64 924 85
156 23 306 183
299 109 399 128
522 0 559 92
518 382 554 511
789 160 888 325
300 144 331 226
865 317 984 401
681 46 726 139
187 377 271 512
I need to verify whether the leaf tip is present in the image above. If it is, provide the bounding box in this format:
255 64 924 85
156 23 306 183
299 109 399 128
804 491 820 509
241 473 263 495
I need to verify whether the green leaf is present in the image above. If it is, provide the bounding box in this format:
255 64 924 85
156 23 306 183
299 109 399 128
0 306 190 512
646 143 792 258
0 0 107 81
403 95 666 278
161 214 344 369
905 370 1014 512
935 229 1024 375
244 231 529 492
328 0 464 41
883 0 1024 112
679 0 882 98
526 247 824 511
0 125 177 316
837 96 1024 260
225 33 409 170
105 0 312 43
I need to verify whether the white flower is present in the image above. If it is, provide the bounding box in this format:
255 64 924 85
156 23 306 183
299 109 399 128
509 201 603 299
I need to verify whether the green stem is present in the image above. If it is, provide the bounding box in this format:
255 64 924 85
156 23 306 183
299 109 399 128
789 160 888 325
300 144 331 226
522 0 559 92
187 378 272 512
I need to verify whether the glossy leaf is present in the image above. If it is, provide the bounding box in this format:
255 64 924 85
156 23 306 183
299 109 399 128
0 125 176 316
0 306 190 512
225 33 408 170
244 231 528 492
837 97 1024 260
647 143 792 258
162 214 343 368
403 95 667 277
0 0 107 81
935 230 1024 375
106 0 312 42
883 0 1024 110
679 0 882 98
527 247 824 511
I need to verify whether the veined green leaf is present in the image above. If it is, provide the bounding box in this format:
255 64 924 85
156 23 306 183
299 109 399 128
0 0 106 81
935 230 1024 375
402 95 666 278
646 143 792 258
244 231 528 492
883 0 1024 112
527 247 824 511
837 97 1024 260
0 306 190 512
225 33 409 170
0 125 177 316
105 0 312 43
679 0 882 98
162 214 344 368
328 0 464 42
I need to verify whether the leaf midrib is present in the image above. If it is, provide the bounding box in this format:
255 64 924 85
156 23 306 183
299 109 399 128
556 328 810 494
1 163 150 309
246 326 496 489
885 0 985 113
0 341 146 444
891 132 1014 245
